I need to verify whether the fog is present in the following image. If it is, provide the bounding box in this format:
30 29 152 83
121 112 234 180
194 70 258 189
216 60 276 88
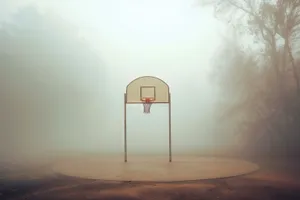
0 0 230 162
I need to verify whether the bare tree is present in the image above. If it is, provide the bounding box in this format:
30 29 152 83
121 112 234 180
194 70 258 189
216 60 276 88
204 1 300 157
275 0 300 95
201 0 300 94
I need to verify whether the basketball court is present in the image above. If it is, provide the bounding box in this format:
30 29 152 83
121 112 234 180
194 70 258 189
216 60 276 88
52 155 259 182
52 76 259 182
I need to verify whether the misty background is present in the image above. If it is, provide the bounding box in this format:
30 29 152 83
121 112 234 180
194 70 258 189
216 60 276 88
0 0 225 160
1 0 299 162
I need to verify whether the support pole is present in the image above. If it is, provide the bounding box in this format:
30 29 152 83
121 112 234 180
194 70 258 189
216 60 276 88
169 93 172 162
124 93 127 162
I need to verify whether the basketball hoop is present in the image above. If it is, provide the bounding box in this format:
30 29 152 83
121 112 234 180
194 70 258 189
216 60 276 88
142 97 154 114
124 76 172 162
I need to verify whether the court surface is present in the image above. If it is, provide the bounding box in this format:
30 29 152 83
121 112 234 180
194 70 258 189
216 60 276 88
52 155 259 182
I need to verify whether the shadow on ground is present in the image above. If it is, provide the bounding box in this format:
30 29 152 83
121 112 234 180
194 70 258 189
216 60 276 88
1 158 300 200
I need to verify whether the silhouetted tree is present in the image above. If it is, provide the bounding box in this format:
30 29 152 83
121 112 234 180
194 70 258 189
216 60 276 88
211 33 300 158
201 0 300 94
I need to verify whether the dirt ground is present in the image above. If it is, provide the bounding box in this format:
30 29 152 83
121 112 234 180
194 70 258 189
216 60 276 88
1 158 300 200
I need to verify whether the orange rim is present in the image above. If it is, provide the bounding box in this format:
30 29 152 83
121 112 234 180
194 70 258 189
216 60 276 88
142 97 154 103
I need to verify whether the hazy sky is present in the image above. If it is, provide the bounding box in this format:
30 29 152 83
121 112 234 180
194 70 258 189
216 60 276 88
0 0 228 156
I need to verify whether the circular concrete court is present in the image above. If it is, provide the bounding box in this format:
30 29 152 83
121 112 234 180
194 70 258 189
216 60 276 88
52 155 259 182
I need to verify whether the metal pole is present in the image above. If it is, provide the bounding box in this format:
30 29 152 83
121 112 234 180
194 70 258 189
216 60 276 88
124 93 127 162
169 93 172 162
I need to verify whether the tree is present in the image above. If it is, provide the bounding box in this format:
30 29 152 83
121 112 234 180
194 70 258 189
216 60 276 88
0 6 106 158
275 0 300 95
204 0 300 157
212 31 300 158
201 0 300 95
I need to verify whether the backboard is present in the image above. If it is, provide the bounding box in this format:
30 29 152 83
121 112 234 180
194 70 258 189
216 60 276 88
126 76 169 103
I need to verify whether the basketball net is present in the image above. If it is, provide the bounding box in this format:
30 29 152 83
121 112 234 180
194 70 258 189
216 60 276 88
143 98 153 114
